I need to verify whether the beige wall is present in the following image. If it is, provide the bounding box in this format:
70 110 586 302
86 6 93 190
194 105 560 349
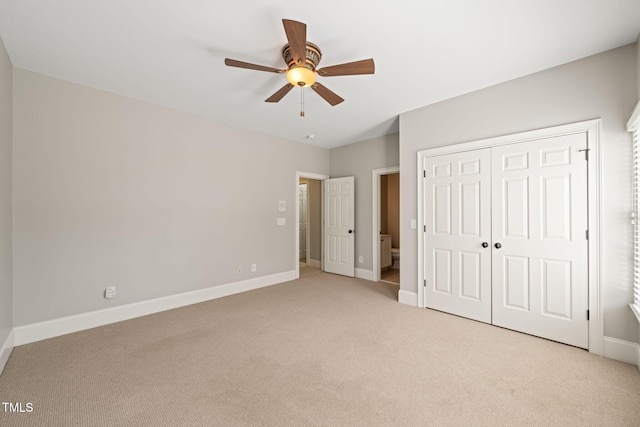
12 69 330 326
380 175 388 235
400 44 638 343
386 173 400 248
330 134 399 272
637 33 640 100
0 37 12 350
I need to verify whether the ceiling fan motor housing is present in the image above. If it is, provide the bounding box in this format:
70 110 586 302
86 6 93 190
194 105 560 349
282 42 322 71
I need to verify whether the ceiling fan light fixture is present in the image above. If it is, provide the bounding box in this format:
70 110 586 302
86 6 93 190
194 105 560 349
225 20 374 110
286 66 316 87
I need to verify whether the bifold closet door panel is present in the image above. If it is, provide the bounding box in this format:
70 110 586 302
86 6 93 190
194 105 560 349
423 149 492 323
490 133 589 349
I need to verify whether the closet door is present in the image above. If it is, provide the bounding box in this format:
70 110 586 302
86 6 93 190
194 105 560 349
424 149 492 323
491 133 589 348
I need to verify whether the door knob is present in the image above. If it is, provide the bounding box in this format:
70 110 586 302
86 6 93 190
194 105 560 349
482 242 489 248
494 242 502 249
348 230 353 234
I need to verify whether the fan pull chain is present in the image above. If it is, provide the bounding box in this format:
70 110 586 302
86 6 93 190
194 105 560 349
300 86 305 117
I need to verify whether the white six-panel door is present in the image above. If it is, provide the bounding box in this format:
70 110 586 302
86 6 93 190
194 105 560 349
491 133 588 348
423 133 589 348
424 150 492 323
324 177 355 277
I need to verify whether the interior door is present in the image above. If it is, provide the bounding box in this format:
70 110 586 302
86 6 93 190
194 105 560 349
424 150 492 323
324 176 355 277
491 133 589 348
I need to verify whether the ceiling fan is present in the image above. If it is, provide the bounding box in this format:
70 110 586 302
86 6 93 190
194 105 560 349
224 19 375 116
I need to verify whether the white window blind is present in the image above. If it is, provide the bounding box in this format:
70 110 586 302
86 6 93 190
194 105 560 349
629 104 640 319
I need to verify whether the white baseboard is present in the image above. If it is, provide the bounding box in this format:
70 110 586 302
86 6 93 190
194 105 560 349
14 270 296 347
355 268 374 281
603 336 640 365
398 289 418 307
306 259 321 268
0 329 15 376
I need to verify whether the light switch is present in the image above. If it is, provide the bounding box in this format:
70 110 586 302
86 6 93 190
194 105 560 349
278 201 286 212
410 219 417 229
277 217 286 226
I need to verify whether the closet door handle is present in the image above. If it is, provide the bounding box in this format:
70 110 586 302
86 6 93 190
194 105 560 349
482 242 489 248
494 242 502 249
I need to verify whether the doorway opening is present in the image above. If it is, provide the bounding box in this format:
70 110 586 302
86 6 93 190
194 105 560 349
298 181 309 264
298 178 321 268
372 166 400 284
295 172 329 279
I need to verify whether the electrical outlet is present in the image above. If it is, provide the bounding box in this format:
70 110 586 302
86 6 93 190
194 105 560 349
104 286 116 299
358 256 364 263
251 264 257 272
237 266 242 274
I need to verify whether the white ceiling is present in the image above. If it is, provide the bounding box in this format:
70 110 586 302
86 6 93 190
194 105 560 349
1 1 639 149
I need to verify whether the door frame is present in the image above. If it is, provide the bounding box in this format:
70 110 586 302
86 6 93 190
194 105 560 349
295 171 329 279
416 119 602 356
372 166 400 282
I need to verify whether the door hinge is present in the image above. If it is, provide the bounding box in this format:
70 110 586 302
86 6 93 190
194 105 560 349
585 229 589 240
424 279 426 288
587 310 590 320
578 148 590 161
424 225 426 232
423 170 426 178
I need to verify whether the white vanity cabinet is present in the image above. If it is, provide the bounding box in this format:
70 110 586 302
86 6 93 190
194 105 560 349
380 234 392 269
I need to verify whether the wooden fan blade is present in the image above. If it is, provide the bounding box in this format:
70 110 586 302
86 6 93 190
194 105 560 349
265 84 295 103
225 58 285 73
282 19 307 66
317 59 375 77
310 83 344 106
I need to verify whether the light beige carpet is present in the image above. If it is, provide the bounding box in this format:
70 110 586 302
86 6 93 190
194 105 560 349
1 268 639 426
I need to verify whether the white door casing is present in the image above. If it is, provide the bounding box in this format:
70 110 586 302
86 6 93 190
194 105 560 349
324 176 355 277
424 149 492 323
372 166 400 282
418 120 598 351
295 172 329 279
